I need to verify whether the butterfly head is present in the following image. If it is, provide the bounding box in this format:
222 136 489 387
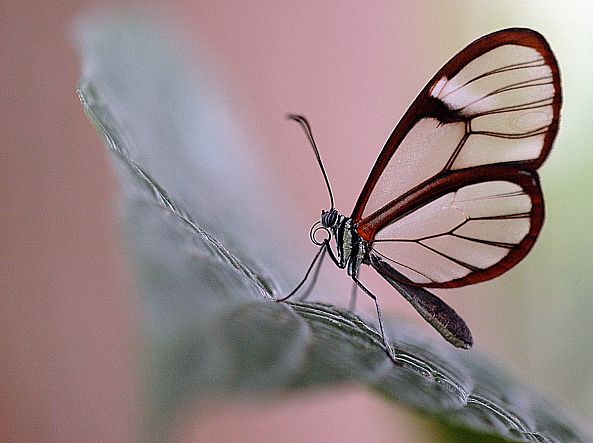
320 208 339 229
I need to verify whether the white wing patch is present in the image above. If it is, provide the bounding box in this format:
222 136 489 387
430 76 448 98
437 46 552 112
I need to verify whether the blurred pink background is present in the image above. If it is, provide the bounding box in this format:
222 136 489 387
2 1 592 442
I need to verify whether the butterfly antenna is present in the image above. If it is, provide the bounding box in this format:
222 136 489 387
288 114 335 210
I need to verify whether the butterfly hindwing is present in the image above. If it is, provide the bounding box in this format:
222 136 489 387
366 168 543 287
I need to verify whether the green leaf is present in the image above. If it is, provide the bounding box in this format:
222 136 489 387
76 16 591 443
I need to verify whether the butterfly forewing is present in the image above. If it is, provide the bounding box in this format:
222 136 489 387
368 170 542 287
352 28 560 288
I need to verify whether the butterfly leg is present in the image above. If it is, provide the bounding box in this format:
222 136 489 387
276 243 327 302
349 279 358 311
295 245 327 302
351 276 397 363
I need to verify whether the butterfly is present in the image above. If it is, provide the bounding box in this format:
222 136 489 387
279 28 561 359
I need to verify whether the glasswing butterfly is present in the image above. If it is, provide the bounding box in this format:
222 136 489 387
278 28 561 360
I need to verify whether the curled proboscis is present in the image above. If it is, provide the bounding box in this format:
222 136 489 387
309 221 331 246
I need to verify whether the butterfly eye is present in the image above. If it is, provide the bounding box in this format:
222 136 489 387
321 209 338 228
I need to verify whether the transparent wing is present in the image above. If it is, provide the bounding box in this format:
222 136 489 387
351 28 560 287
367 171 543 287
352 28 561 229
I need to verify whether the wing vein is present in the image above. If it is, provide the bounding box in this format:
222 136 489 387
372 249 437 283
439 57 546 101
453 78 554 113
417 240 481 271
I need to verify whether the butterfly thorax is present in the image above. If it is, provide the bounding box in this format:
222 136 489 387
320 209 367 276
